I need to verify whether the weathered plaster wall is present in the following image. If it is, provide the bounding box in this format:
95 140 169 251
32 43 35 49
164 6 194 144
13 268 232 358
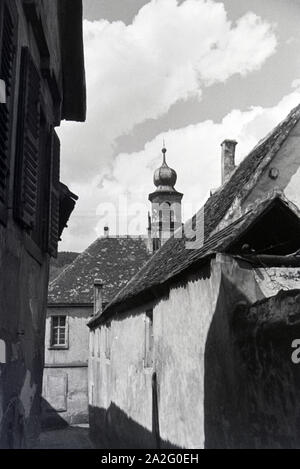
155 255 267 448
205 289 300 448
42 306 91 427
0 0 63 448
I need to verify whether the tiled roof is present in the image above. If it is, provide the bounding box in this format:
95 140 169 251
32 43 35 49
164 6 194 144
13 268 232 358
88 104 300 324
48 236 151 305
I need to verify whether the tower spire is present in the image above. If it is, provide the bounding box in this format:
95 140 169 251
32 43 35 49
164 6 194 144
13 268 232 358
162 140 167 165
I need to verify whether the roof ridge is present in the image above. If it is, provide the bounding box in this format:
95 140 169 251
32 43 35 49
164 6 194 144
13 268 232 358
99 234 147 239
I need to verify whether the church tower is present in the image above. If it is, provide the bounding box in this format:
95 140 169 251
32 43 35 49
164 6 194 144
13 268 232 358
148 146 183 253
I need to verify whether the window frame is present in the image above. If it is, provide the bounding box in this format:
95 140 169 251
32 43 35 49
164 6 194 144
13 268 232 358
49 315 69 350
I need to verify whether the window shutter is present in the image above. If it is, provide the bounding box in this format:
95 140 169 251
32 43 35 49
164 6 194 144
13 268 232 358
0 1 17 224
48 129 60 257
15 47 41 230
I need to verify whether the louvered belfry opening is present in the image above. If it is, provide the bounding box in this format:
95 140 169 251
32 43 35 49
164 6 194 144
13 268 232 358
0 1 17 225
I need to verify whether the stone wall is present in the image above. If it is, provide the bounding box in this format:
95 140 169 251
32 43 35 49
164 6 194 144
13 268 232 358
205 289 300 448
254 267 300 297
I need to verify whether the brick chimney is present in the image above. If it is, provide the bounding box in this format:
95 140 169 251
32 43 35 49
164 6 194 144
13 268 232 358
221 140 237 185
93 280 103 316
104 226 109 237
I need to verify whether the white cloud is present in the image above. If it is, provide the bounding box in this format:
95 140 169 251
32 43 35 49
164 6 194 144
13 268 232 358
58 0 276 183
59 85 300 251
292 78 300 89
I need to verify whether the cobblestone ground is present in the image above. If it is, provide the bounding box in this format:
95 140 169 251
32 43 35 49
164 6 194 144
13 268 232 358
33 425 94 449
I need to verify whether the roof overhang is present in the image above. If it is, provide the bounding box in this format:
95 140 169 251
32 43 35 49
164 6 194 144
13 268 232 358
58 183 78 239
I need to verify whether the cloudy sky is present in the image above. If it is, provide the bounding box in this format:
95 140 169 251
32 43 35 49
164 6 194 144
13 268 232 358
58 0 300 252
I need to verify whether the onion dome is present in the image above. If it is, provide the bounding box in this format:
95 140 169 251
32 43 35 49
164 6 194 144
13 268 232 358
153 147 177 189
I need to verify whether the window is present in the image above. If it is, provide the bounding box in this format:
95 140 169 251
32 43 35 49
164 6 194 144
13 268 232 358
50 316 67 348
170 209 175 230
144 310 154 368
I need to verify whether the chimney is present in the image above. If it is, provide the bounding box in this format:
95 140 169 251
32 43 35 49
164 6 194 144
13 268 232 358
94 280 103 316
104 226 109 238
221 140 237 185
147 212 153 254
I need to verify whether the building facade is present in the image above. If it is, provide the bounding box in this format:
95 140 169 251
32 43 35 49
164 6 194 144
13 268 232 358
0 0 86 448
88 105 300 449
42 235 151 428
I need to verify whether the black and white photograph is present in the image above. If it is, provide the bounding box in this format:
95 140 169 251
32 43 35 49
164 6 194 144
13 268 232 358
1 0 300 454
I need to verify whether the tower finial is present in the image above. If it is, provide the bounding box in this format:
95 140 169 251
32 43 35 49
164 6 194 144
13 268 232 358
162 140 167 164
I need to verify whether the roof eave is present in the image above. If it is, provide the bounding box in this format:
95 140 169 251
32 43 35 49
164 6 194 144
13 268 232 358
58 0 86 122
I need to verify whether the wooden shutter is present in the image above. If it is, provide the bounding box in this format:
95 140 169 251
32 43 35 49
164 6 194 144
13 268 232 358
0 1 17 225
15 47 41 230
48 129 60 257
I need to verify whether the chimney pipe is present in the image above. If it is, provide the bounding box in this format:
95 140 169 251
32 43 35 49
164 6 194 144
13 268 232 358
104 226 109 238
94 280 103 316
221 140 237 185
